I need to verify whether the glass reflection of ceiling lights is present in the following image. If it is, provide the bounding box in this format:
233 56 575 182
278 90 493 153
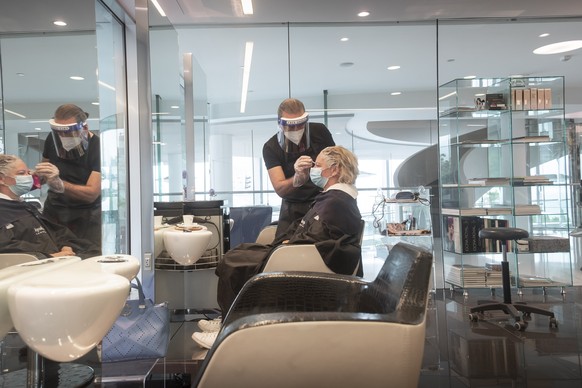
533 40 582 54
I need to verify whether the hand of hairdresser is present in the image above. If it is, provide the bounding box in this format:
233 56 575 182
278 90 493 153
292 156 313 187
294 156 314 174
51 246 76 257
34 162 65 193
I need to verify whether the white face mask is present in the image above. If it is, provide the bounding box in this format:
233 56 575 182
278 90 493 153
60 136 83 151
283 129 305 145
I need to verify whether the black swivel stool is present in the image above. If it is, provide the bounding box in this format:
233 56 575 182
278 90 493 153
468 227 558 331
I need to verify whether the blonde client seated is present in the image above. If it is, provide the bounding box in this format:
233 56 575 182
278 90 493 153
193 145 362 349
0 154 100 259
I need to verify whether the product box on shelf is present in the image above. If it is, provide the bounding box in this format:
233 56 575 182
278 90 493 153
522 88 531 110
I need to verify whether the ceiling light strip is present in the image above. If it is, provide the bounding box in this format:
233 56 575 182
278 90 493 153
240 41 254 113
4 109 26 119
151 0 166 17
241 0 253 15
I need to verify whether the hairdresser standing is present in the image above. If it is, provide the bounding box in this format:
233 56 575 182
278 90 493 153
35 104 102 251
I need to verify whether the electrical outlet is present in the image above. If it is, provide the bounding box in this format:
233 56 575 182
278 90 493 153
144 253 152 270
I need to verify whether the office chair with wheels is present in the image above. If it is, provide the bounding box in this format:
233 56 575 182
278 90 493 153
468 227 558 331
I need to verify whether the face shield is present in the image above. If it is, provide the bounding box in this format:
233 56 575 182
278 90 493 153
49 119 89 159
277 112 310 152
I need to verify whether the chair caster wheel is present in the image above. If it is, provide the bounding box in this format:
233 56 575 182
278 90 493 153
469 313 479 322
513 321 527 331
549 317 558 329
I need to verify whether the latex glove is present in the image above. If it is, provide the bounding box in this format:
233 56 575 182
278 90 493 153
34 162 65 193
34 162 60 180
294 156 314 174
292 156 314 187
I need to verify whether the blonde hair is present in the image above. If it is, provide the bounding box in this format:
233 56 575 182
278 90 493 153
320 146 359 184
0 154 19 176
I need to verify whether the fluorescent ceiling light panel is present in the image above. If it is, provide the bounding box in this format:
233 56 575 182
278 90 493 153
240 41 254 113
151 0 166 17
5 109 26 118
533 40 582 54
438 91 457 101
98 80 116 91
241 0 253 15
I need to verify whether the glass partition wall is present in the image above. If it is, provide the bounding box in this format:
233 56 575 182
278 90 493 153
2 4 582 288
0 0 129 255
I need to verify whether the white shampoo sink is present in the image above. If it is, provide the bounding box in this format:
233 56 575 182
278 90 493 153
163 225 212 265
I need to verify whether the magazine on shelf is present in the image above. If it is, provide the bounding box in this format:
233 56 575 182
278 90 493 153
512 135 551 143
441 207 511 216
515 204 542 215
467 177 510 186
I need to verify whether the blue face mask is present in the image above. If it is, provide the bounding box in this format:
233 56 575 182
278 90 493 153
8 175 34 196
309 167 329 189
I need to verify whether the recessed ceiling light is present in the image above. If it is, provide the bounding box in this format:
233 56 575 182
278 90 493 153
53 20 67 27
241 0 253 15
464 75 476 79
171 105 180 109
390 92 402 96
387 65 400 70
339 62 354 68
475 93 485 97
539 33 550 38
17 73 24 77
35 128 42 131
534 40 582 54
91 102 100 106
70 76 84 81
340 37 349 42
358 11 370 17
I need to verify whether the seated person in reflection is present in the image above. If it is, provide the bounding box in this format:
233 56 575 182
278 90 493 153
0 155 101 259
217 146 362 316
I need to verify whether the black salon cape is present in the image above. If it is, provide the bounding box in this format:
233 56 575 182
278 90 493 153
215 188 362 315
0 198 100 259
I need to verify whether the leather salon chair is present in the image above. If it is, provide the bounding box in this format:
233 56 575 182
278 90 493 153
193 242 433 388
261 220 365 276
254 224 277 245
0 253 39 270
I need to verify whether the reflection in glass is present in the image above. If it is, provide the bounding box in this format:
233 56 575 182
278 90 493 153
96 2 128 254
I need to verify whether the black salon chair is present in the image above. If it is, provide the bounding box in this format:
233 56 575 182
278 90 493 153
469 227 558 331
193 242 433 388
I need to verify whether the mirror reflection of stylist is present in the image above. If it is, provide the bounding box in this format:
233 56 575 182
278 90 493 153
262 98 335 239
35 104 102 251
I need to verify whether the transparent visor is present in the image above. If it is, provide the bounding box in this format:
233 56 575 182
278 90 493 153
277 112 310 151
49 119 89 160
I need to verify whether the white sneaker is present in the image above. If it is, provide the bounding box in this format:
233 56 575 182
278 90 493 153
192 331 218 349
198 318 222 332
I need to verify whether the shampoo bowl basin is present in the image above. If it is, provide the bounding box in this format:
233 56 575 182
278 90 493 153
8 268 129 362
77 254 140 280
0 256 81 339
163 226 212 265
